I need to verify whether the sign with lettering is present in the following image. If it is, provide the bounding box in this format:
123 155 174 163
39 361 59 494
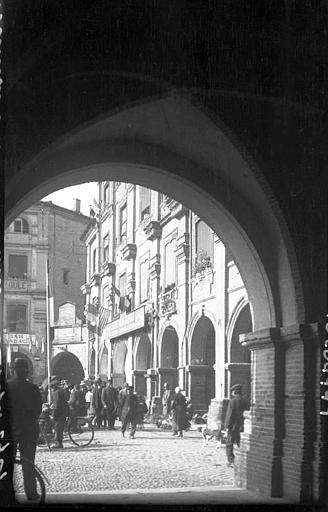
7 333 36 345
4 279 28 290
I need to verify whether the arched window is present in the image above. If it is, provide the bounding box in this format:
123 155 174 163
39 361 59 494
14 218 29 234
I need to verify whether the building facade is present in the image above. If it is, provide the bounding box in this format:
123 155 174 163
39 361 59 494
4 200 90 384
81 182 252 416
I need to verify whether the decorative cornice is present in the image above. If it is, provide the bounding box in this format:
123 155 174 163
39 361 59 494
101 261 116 277
90 273 101 287
121 243 137 261
175 233 190 261
240 327 281 350
186 364 213 373
150 255 161 279
143 220 162 241
80 283 91 295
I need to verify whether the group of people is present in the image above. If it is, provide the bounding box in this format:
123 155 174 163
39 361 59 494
161 382 194 437
48 379 149 447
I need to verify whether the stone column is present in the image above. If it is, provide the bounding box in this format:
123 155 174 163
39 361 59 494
234 327 283 497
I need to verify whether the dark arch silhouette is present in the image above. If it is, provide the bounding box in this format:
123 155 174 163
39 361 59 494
51 351 84 385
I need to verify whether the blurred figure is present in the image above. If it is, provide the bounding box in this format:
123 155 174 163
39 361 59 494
171 387 188 438
7 358 42 502
117 382 129 420
162 382 174 418
135 394 148 429
120 386 138 438
224 384 247 467
85 385 93 416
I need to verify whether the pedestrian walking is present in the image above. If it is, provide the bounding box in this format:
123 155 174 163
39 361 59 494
7 358 42 502
120 386 138 438
135 394 148 429
162 382 174 418
223 383 247 467
68 384 84 432
171 387 188 437
51 379 69 449
117 382 129 420
101 379 118 430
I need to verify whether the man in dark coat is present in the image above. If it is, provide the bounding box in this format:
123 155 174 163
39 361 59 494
101 379 118 430
92 379 103 428
7 358 42 502
68 384 84 432
117 382 129 420
120 386 138 438
171 387 188 437
224 383 247 467
51 379 69 449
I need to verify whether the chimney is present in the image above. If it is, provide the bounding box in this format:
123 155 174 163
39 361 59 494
73 198 81 213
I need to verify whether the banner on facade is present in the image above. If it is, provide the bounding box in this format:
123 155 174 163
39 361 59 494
7 333 36 345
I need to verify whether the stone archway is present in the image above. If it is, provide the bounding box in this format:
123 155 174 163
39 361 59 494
159 326 179 396
226 300 252 407
189 316 216 411
51 351 84 385
112 340 127 388
133 333 151 397
99 343 109 380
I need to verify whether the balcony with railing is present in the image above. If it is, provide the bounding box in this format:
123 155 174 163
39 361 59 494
160 284 177 317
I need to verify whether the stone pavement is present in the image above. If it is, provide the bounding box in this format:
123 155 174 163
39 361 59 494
16 422 289 506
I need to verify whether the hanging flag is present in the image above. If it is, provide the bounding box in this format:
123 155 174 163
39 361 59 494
86 302 99 334
119 295 131 313
111 284 121 297
98 305 111 335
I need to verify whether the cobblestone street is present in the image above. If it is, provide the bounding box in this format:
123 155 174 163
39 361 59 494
34 422 234 494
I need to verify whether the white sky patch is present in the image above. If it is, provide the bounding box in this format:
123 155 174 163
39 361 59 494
42 182 99 216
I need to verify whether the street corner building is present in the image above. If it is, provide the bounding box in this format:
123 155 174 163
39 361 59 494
1 1 327 505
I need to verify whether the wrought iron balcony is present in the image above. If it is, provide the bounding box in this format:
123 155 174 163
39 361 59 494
160 285 177 317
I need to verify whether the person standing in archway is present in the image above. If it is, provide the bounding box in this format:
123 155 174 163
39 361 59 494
162 382 174 418
91 379 103 428
7 358 42 502
51 379 69 449
120 386 138 438
224 383 247 467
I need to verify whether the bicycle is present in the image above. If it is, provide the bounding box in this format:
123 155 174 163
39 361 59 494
13 455 49 505
38 411 95 449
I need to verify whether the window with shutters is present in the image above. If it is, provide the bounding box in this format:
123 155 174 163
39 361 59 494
8 254 28 279
196 220 213 260
103 234 109 262
164 239 176 289
139 258 149 303
139 187 151 221
120 204 127 243
7 304 27 333
13 218 29 234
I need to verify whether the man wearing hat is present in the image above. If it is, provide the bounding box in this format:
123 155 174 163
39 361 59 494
7 358 42 501
51 378 69 448
224 383 247 467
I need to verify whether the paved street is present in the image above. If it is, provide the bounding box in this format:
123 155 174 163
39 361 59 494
34 422 235 493
13 422 290 506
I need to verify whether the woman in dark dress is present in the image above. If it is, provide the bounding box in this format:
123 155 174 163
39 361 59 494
171 387 188 438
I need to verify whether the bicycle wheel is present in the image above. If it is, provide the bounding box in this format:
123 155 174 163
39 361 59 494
68 416 94 447
13 457 46 505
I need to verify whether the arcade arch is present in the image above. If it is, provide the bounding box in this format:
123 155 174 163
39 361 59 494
99 343 109 380
159 326 179 395
133 333 151 396
226 300 252 406
112 340 127 388
10 350 33 380
189 316 216 411
51 351 84 385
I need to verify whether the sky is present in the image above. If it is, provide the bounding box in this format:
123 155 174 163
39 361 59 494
42 182 99 216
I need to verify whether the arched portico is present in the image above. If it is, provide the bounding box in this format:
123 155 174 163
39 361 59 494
99 343 109 380
188 315 216 411
158 326 179 395
51 351 84 385
225 300 252 406
4 96 310 501
133 333 151 397
112 340 127 388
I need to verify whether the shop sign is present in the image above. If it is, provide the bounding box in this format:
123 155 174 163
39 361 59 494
320 316 328 415
7 333 36 345
4 279 28 290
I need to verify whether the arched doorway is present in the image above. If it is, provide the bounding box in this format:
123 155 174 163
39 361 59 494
226 301 252 406
51 351 84 385
159 326 179 396
112 340 127 388
133 333 151 397
189 316 216 411
99 343 108 380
